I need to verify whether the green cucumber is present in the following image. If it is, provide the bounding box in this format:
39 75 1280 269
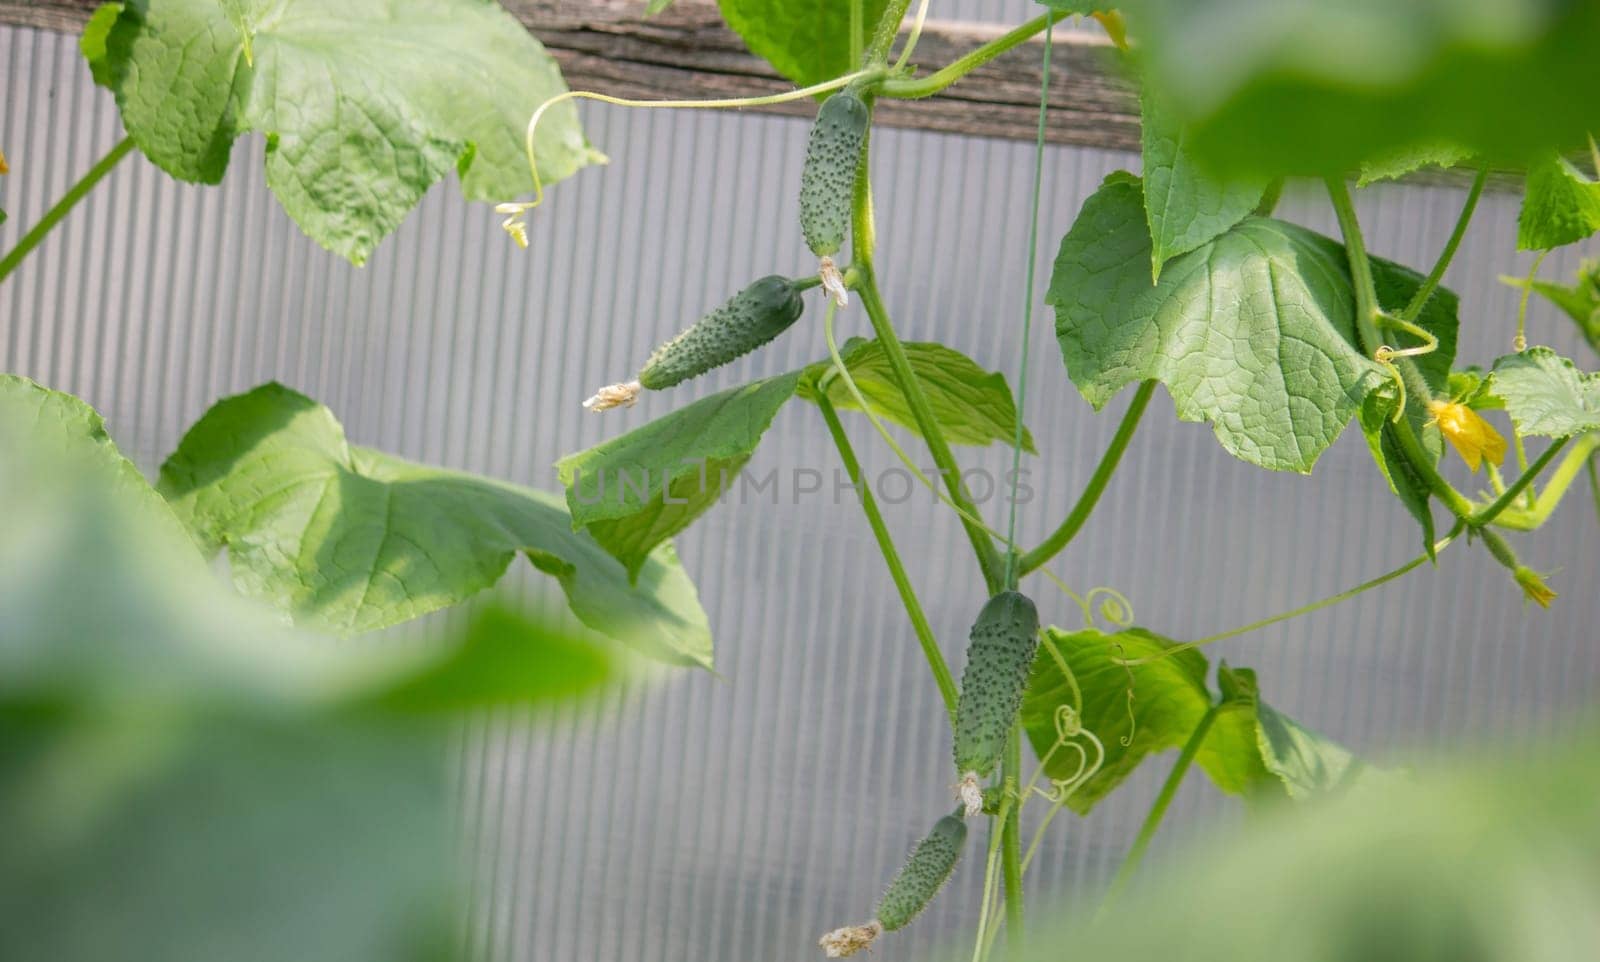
637 275 806 390
953 591 1041 787
799 88 871 258
877 813 967 931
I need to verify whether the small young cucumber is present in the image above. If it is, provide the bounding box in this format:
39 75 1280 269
637 275 806 391
799 88 871 259
877 813 967 931
819 812 968 957
953 591 1040 810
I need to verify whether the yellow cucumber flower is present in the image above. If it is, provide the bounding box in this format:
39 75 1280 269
1426 399 1507 472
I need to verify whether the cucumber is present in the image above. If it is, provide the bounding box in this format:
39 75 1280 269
637 275 806 391
877 813 967 931
953 591 1040 811
800 88 871 258
819 812 968 957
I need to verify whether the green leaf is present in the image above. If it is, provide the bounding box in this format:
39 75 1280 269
1023 628 1367 812
1023 627 1214 813
80 2 122 88
158 383 712 668
95 0 603 264
1518 152 1600 251
1356 141 1474 187
1124 0 1600 176
354 603 614 714
645 0 676 12
1487 347 1600 438
799 337 1035 451
1140 87 1267 281
1020 728 1600 962
1048 173 1392 473
559 373 801 579
1216 663 1364 800
0 375 194 554
1359 399 1438 557
718 0 889 88
0 436 616 962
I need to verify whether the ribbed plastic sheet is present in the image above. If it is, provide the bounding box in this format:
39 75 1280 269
3 22 1597 962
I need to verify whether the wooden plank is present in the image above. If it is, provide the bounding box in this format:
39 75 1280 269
0 0 1140 153
0 0 1510 189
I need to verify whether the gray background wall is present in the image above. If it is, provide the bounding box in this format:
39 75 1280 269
3 12 1598 962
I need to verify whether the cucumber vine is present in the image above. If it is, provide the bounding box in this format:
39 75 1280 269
2 1 1598 960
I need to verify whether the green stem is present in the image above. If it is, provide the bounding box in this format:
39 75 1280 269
1398 165 1488 325
1159 521 1465 658
849 0 865 67
851 148 1005 591
1103 703 1219 908
1472 436 1569 527
880 14 1053 100
1324 176 1477 521
1018 380 1154 575
816 393 959 721
1001 729 1023 953
866 0 914 64
0 135 134 285
1482 433 1600 530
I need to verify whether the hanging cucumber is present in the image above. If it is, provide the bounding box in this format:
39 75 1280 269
799 86 871 307
819 812 968 957
953 590 1040 815
582 275 806 411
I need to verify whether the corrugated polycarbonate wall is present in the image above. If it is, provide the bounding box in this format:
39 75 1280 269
4 20 1599 962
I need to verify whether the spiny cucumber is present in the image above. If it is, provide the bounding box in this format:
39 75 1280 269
800 88 871 260
953 591 1040 815
583 275 805 410
819 812 968 957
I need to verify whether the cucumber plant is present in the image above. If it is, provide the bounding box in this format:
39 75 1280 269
2 0 1597 960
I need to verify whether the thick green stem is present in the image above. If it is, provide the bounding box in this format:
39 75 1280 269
816 393 959 721
1103 703 1219 908
1019 380 1154 575
880 14 1053 99
1001 729 1023 953
851 143 1005 592
1324 176 1478 521
1399 165 1487 324
0 135 135 285
849 0 864 66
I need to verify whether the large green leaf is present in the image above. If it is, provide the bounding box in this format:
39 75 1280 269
717 0 890 88
1021 727 1600 962
1122 0 1600 176
1356 140 1474 187
158 383 711 668
0 375 194 555
1488 347 1600 438
1517 152 1600 251
1022 627 1363 812
92 0 603 264
799 337 1035 451
0 423 616 962
1140 88 1267 281
558 373 802 580
1049 173 1393 473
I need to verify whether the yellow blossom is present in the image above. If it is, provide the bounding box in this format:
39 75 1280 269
1426 399 1507 472
1513 567 1557 609
0 148 8 175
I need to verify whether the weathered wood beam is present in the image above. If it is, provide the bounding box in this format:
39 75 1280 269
0 0 1511 190
0 0 1140 152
